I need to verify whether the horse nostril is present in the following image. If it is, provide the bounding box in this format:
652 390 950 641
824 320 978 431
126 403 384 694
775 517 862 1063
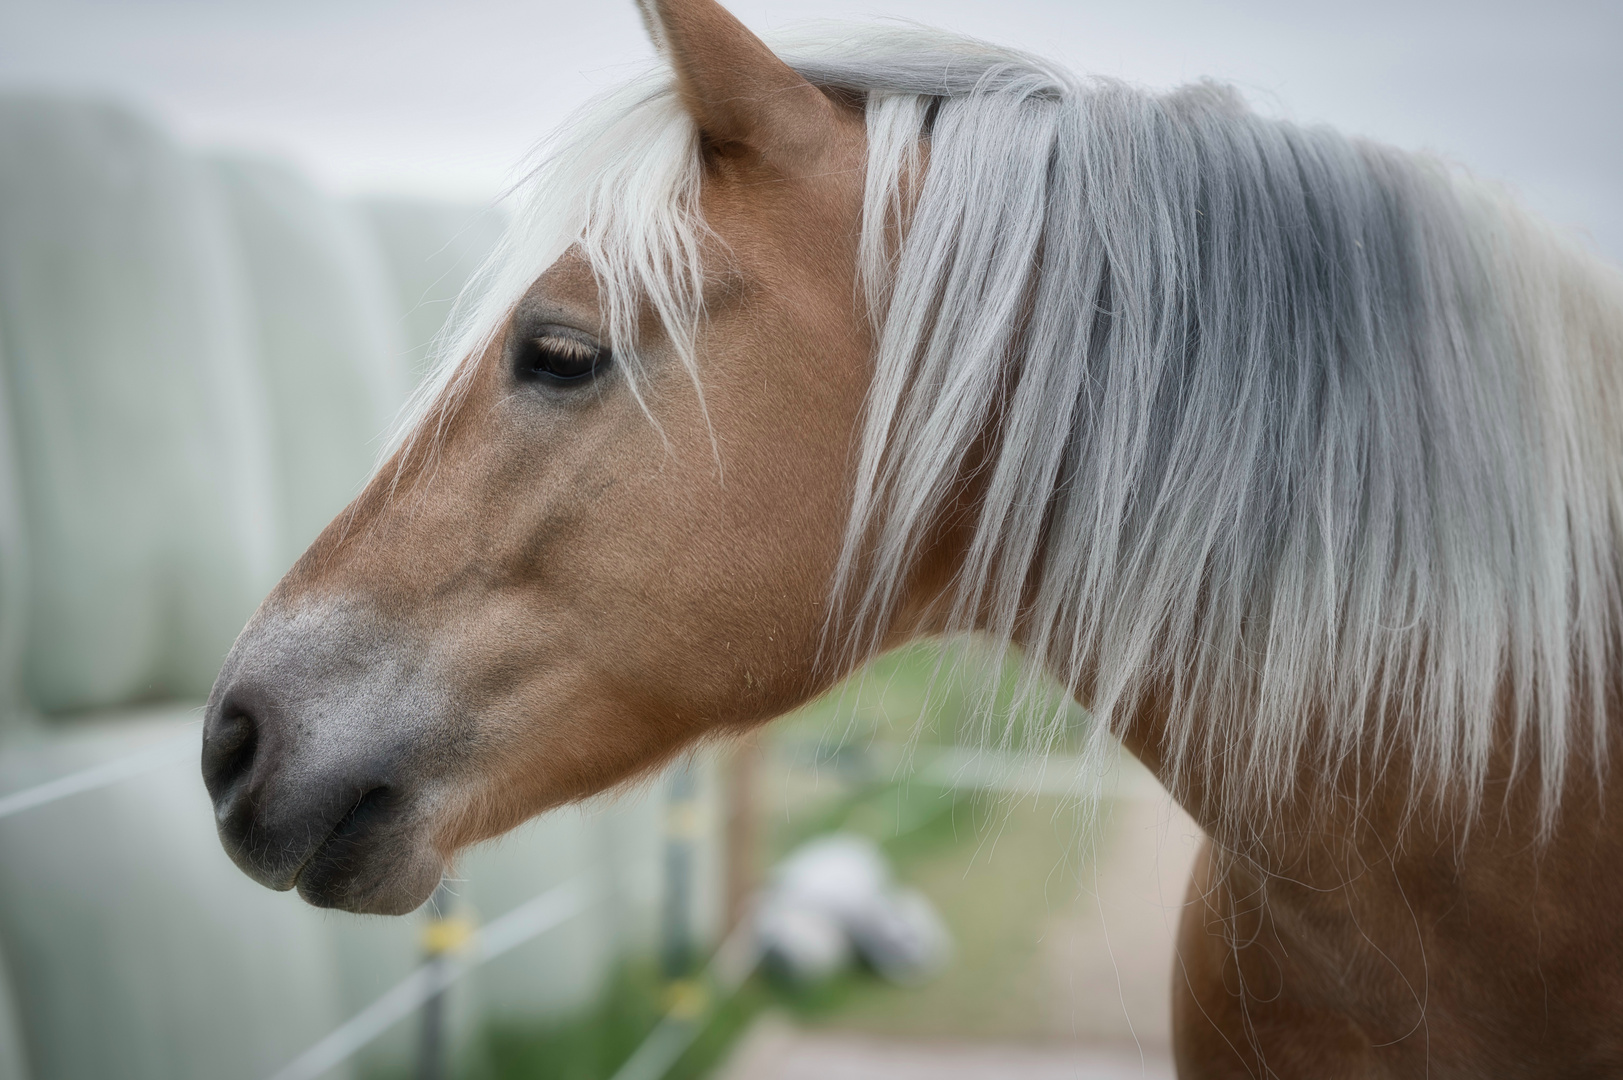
202 701 260 804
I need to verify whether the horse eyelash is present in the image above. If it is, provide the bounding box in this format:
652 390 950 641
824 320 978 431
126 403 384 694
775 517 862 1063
532 335 598 361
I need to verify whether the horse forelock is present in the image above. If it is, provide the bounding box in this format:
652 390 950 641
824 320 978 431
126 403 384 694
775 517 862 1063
388 23 1623 834
384 72 710 474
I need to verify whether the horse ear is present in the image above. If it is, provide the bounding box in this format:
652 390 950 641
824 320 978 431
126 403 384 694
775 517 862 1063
636 0 839 169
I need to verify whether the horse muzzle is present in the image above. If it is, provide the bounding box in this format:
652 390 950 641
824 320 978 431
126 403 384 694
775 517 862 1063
202 601 455 915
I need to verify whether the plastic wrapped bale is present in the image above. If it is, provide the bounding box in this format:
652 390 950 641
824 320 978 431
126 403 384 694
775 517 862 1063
354 199 507 381
0 937 27 1080
0 96 368 1080
0 94 278 714
209 155 411 566
0 714 351 1080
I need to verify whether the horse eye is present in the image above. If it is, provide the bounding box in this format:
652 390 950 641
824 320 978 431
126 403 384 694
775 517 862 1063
511 331 610 386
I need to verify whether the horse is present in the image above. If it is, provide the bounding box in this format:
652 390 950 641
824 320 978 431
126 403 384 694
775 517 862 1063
200 1 1623 1075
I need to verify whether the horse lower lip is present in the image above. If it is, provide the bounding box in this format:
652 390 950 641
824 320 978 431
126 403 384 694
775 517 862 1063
291 787 400 904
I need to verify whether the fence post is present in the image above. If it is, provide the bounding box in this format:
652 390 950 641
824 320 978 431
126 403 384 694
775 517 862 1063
723 733 761 934
660 761 704 1017
416 880 466 1080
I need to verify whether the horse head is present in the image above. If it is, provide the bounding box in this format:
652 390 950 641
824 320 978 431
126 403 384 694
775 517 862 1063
202 0 893 915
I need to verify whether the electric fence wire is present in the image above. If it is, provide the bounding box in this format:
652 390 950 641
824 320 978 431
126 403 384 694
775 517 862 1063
266 875 601 1080
606 916 762 1080
0 727 199 821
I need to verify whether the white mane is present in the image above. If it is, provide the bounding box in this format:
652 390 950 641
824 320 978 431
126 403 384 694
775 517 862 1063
408 25 1623 830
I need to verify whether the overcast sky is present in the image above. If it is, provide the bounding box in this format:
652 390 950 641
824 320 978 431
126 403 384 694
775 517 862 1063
2 0 1619 261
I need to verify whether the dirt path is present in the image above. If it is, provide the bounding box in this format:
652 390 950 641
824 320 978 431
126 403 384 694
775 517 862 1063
717 1017 1176 1080
1039 771 1204 1047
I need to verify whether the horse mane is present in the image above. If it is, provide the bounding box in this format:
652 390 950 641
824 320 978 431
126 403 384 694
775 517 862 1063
407 24 1623 831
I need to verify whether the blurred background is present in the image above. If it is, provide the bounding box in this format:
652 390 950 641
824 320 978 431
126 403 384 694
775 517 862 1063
0 2 1616 1079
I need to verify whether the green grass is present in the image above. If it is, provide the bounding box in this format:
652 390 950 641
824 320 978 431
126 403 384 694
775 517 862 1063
474 962 662 1080
472 960 764 1080
376 959 766 1080
774 641 1092 755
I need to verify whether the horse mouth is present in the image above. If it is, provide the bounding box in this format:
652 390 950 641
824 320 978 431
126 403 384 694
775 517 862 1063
288 786 441 914
292 786 393 884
